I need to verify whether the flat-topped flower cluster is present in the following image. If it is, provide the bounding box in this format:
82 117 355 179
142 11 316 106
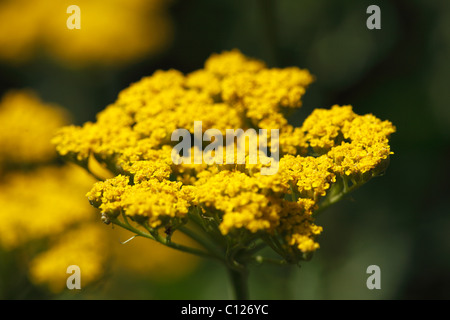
53 50 395 263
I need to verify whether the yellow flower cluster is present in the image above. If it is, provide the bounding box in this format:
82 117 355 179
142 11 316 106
29 224 108 293
87 175 192 229
0 90 69 168
53 50 313 165
307 105 396 180
0 0 172 66
0 90 198 294
0 165 95 249
54 50 395 256
189 154 337 252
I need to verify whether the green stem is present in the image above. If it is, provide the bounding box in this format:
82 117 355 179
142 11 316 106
111 217 218 261
315 177 362 216
262 235 285 258
246 241 268 256
111 216 155 240
153 231 218 260
249 255 288 265
228 266 249 300
178 225 225 262
189 207 227 248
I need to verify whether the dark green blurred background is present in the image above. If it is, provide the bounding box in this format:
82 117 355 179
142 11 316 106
1 0 449 299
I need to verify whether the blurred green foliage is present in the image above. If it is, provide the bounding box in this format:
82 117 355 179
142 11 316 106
1 0 449 299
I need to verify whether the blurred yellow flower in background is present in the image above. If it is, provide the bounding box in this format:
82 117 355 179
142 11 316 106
0 0 173 67
29 224 108 293
0 165 96 250
0 90 69 168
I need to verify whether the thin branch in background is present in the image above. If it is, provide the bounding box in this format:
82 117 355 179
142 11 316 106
258 0 280 67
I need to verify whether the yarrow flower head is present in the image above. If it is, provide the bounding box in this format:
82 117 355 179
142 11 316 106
53 49 395 299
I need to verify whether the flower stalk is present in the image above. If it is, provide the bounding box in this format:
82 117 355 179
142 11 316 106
228 265 250 300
